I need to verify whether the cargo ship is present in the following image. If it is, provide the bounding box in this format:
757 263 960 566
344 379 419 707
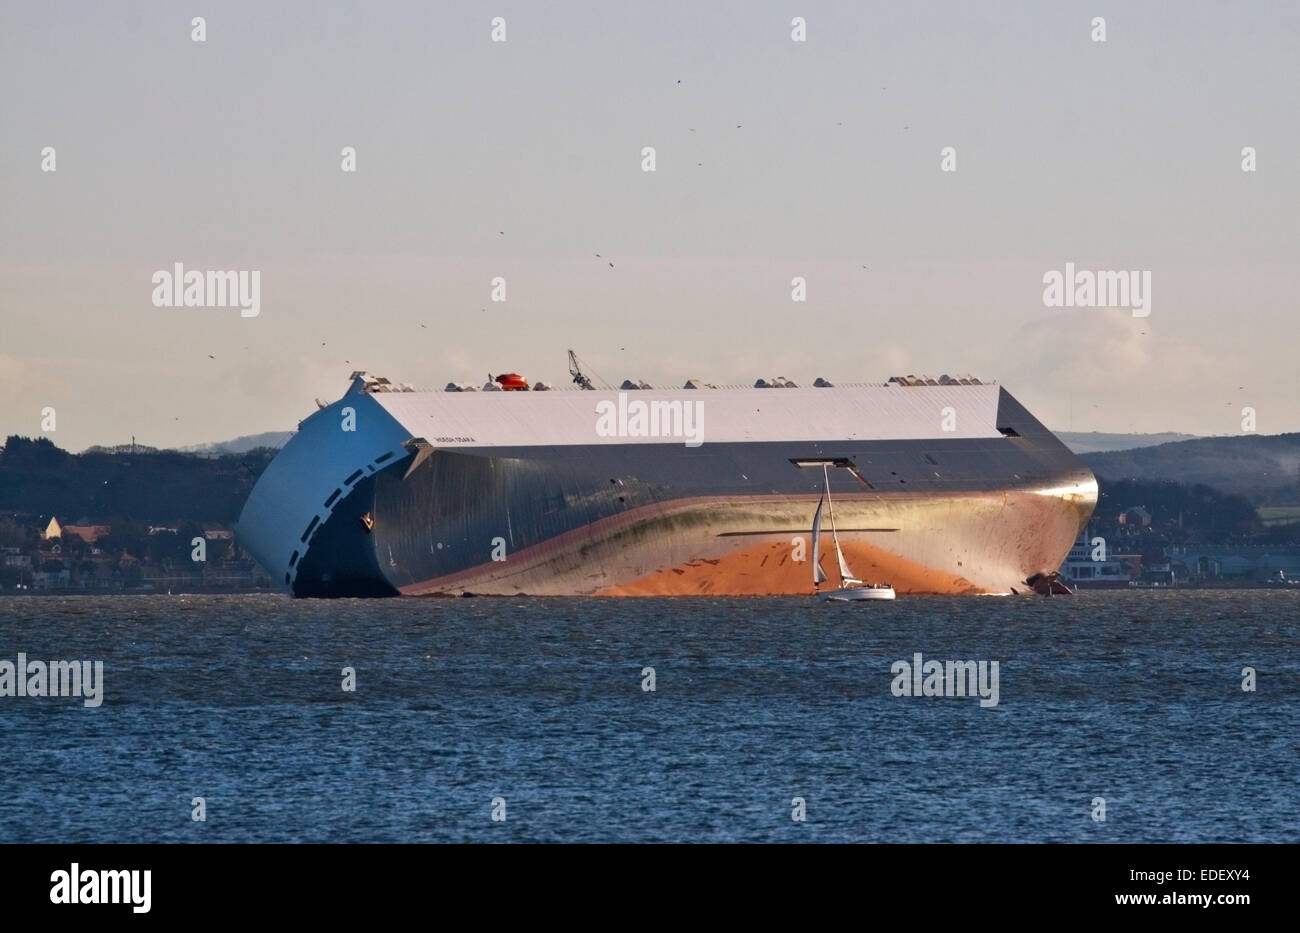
235 365 1097 597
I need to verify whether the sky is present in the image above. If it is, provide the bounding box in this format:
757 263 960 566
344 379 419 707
2 0 1298 451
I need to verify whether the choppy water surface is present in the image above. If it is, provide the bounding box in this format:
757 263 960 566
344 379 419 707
0 591 1296 842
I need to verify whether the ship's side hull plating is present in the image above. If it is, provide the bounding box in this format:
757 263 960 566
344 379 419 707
236 383 1096 597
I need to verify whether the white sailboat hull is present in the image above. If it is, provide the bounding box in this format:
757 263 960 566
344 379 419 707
817 585 897 602
811 462 898 602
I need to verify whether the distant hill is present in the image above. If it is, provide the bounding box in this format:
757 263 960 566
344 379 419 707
1083 433 1300 504
176 431 293 455
1 435 276 524
1054 431 1199 454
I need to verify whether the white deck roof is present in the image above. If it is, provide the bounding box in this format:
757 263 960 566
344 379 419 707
370 384 1005 447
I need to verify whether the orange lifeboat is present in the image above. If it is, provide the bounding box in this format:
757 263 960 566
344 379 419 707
495 372 529 391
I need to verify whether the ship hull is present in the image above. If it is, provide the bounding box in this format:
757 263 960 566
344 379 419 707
386 483 1091 597
235 378 1097 597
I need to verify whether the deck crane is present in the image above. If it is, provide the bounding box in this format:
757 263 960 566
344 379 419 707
568 349 595 390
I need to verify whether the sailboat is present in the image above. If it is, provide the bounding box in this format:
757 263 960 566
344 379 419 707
813 463 896 602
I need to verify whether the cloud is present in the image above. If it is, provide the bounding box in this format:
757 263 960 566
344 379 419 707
999 311 1235 432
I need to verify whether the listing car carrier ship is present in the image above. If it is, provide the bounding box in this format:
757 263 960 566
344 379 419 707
235 358 1096 598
